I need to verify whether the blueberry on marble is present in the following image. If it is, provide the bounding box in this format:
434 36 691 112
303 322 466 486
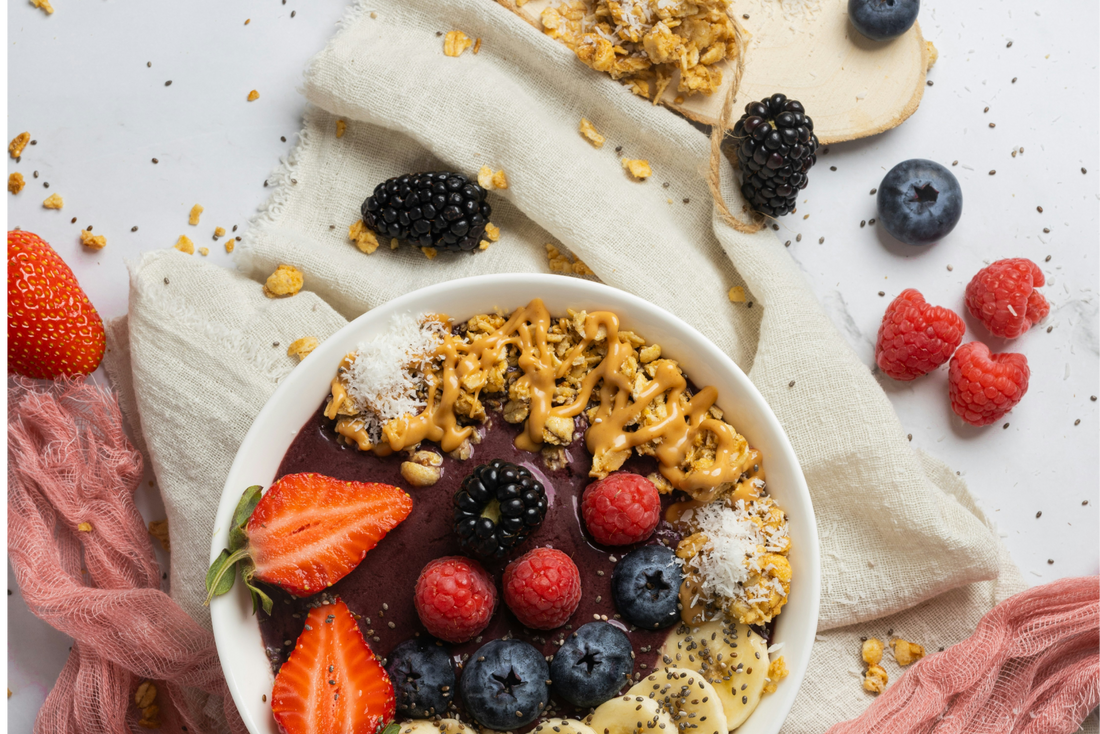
877 159 963 246
461 639 550 730
848 0 920 42
386 637 456 718
611 545 683 630
550 621 634 709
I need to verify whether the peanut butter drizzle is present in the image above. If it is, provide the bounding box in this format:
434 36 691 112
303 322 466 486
346 298 754 498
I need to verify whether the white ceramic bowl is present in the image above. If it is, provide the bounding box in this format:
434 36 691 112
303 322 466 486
210 274 820 734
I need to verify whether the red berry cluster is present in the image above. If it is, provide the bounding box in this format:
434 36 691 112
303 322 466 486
413 549 584 639
874 258 1046 426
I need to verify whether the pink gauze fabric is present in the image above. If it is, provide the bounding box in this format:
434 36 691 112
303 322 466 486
827 575 1099 734
7 378 246 734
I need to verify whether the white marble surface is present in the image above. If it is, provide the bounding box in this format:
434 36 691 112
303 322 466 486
7 0 1099 729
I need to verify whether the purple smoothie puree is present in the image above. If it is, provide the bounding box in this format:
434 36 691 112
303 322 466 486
258 403 679 682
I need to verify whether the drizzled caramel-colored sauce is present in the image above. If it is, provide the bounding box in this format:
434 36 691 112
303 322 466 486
339 298 755 499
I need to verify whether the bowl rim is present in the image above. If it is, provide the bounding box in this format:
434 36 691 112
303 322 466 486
210 273 820 734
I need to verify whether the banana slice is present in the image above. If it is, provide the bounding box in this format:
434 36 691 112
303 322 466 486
587 692 676 734
628 667 728 734
658 620 769 731
398 719 477 734
534 718 599 734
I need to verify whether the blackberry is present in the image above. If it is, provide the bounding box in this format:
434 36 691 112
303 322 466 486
730 94 818 217
453 460 547 558
361 171 491 252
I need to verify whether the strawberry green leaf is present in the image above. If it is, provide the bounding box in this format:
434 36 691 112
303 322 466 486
203 546 250 605
245 579 274 616
228 484 264 551
381 721 401 734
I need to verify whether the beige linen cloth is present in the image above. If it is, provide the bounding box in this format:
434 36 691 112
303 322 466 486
101 0 1058 731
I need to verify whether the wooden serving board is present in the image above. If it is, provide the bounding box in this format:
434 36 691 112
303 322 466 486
505 0 931 144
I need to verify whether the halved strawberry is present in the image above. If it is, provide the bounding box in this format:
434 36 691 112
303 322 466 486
272 599 395 734
205 473 412 612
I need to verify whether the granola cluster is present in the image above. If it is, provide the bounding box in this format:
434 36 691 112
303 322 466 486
541 0 741 100
329 308 752 495
675 493 792 626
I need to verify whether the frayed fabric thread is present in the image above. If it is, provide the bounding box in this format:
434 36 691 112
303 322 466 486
827 575 1100 734
7 378 246 734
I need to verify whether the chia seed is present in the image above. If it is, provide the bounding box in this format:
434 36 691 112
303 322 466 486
152 158 159 164
132 226 138 232
165 80 172 86
879 291 885 296
788 380 795 387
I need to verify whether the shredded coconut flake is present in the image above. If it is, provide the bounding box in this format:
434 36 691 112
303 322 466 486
342 313 444 442
683 499 790 607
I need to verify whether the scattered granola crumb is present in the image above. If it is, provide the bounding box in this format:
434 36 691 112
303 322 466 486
147 520 170 551
390 238 399 250
863 665 888 694
247 89 260 101
545 244 594 275
479 240 490 250
31 0 54 15
473 38 482 54
188 204 203 225
336 119 347 138
621 158 651 180
244 18 250 25
8 172 25 195
225 240 235 254
80 229 107 250
422 247 439 260
763 656 788 695
484 222 501 242
214 226 226 237
264 264 304 297
9 132 30 159
579 118 605 148
77 522 93 532
349 219 380 254
287 336 320 361
478 166 509 190
135 681 157 710
443 30 473 57
174 235 194 254
198 247 209 256
862 638 884 666
891 639 925 666
42 192 63 209
728 286 746 302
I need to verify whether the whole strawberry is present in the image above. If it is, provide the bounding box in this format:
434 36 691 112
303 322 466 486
503 547 581 630
875 288 965 381
8 230 105 378
964 258 1050 339
948 342 1030 426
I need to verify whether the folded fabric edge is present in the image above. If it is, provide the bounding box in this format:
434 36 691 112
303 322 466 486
233 103 325 282
102 314 150 462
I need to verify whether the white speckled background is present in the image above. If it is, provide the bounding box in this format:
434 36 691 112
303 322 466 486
6 0 1098 730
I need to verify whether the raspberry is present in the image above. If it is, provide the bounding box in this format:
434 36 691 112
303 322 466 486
581 473 661 546
503 548 581 630
414 556 497 643
964 258 1050 339
875 288 965 381
948 342 1030 426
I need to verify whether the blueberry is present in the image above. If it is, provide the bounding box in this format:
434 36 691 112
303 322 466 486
386 637 456 718
611 545 682 630
877 159 963 246
550 622 634 708
848 0 919 42
461 639 550 730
